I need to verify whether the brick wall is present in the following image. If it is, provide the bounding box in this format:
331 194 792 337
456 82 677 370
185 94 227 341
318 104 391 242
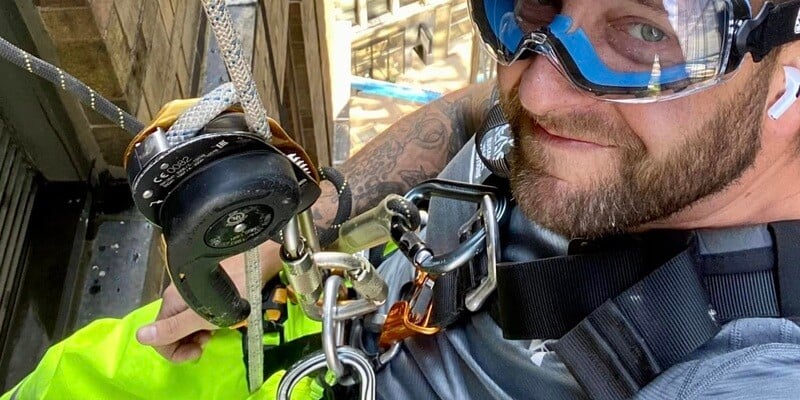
33 0 205 168
30 0 333 171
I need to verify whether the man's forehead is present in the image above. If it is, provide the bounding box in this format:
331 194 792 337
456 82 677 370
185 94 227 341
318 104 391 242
535 0 762 12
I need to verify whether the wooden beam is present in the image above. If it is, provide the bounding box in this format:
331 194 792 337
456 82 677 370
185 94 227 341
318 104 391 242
284 0 334 167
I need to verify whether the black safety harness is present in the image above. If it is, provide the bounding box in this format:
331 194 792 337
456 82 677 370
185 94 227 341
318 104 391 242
423 104 800 400
247 103 800 400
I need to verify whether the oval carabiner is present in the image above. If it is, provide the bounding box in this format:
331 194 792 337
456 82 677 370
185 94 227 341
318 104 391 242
277 346 376 400
401 179 507 277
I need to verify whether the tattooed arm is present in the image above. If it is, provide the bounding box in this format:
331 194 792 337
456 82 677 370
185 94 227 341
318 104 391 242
202 79 495 280
326 79 497 219
247 80 496 279
255 80 495 289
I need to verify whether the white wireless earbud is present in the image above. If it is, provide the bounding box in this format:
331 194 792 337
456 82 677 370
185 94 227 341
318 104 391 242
768 66 800 120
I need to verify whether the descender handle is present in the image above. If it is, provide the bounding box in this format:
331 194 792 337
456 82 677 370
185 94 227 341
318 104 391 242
164 241 250 327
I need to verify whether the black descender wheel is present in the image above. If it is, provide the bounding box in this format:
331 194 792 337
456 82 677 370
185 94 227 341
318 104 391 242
125 113 320 327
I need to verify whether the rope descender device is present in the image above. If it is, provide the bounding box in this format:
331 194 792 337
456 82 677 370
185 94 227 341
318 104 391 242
125 99 320 328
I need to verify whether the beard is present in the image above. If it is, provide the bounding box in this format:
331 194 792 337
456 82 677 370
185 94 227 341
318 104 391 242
502 65 774 239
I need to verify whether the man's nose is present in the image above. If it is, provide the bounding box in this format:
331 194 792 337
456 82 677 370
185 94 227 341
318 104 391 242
517 54 597 116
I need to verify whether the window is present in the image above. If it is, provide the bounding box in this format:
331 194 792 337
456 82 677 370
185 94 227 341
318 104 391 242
351 32 406 82
370 40 390 80
336 0 357 24
352 46 372 78
399 0 419 6
387 32 404 81
448 0 472 54
367 0 390 20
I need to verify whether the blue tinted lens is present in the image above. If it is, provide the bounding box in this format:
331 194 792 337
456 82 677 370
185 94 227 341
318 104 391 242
548 15 691 89
475 0 731 100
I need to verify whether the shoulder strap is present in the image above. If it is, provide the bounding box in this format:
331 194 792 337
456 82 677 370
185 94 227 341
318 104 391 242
551 250 720 400
495 248 651 339
769 221 800 317
549 223 800 400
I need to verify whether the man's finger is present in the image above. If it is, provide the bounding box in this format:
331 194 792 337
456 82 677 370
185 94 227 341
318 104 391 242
191 330 213 346
170 342 203 363
136 308 212 347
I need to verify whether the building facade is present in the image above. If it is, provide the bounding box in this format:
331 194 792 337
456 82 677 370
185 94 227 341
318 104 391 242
340 0 474 83
0 0 336 390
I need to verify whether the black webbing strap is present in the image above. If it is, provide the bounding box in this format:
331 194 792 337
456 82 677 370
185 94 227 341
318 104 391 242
496 249 651 339
700 246 781 321
430 246 483 327
317 166 352 247
552 251 720 400
743 0 800 61
703 269 780 320
429 175 511 328
769 221 800 317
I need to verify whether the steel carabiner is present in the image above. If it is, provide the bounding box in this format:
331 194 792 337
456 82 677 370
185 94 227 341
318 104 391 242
277 346 376 400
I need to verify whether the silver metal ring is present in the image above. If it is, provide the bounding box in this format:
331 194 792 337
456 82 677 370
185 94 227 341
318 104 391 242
323 275 346 380
278 346 376 400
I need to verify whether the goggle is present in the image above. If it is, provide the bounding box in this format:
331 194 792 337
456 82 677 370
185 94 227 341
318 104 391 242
469 0 800 102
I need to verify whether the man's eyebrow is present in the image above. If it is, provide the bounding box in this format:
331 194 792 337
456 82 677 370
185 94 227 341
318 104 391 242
631 0 668 14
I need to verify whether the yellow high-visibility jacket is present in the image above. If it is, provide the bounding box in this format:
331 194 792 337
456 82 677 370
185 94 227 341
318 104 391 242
2 300 323 400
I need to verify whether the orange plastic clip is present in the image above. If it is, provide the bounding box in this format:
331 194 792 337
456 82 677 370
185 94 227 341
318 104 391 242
379 272 440 348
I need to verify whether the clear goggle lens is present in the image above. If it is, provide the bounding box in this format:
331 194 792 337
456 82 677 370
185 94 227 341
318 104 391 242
478 0 735 102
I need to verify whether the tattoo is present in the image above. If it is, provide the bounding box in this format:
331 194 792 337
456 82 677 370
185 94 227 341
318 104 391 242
353 139 404 182
357 182 406 211
340 80 496 216
399 165 434 188
411 117 447 150
342 138 405 213
312 181 340 227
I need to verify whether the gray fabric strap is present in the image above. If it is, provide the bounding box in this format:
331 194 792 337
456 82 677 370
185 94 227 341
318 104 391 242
425 137 489 326
769 221 800 318
553 250 720 400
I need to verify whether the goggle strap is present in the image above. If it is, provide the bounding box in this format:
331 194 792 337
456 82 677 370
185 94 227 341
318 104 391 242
740 0 800 62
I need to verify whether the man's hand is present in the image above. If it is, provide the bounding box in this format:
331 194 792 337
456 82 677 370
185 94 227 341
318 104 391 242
136 243 282 362
135 178 340 363
135 282 217 362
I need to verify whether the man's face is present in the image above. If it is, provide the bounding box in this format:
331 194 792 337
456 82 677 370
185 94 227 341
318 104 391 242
498 48 775 239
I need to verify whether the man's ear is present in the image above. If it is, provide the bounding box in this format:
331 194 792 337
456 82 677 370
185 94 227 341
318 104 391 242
764 54 800 142
767 66 800 120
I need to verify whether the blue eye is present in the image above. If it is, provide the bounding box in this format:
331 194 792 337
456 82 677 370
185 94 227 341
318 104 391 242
628 23 666 42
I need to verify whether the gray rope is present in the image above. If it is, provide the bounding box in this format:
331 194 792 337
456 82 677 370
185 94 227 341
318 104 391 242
165 82 239 145
0 35 143 135
200 0 271 140
199 0 267 393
